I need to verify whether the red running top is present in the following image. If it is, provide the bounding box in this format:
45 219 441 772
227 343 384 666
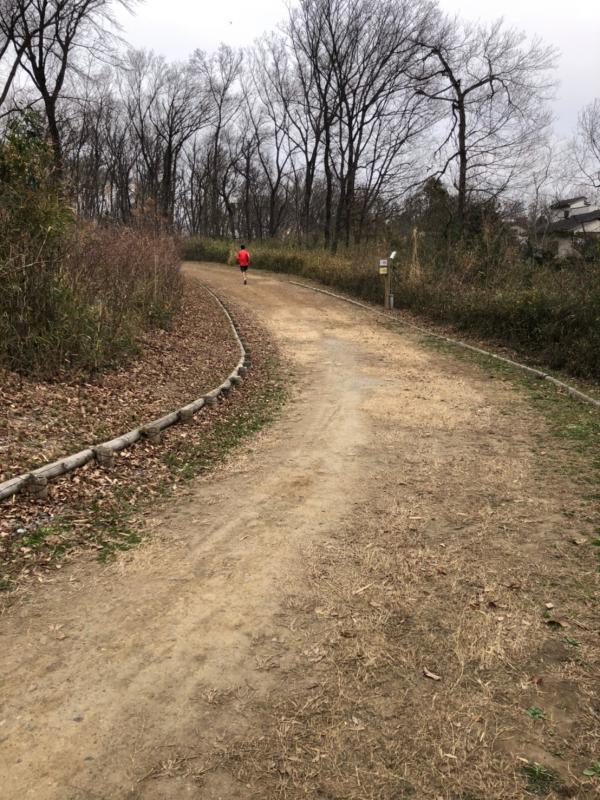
236 249 250 267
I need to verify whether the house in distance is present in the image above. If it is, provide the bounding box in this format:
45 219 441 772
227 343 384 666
542 196 600 258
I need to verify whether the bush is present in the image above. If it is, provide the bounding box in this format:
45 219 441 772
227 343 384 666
0 113 182 377
1 224 182 377
185 236 600 381
181 237 230 264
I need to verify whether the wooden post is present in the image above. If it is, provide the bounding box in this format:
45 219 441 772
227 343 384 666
384 271 391 310
142 423 162 445
25 475 49 500
153 253 159 304
179 408 194 423
379 259 390 309
95 446 115 468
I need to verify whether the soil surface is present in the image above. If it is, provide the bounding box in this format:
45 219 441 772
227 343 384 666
0 263 598 799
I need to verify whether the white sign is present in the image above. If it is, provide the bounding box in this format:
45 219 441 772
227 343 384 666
379 259 388 267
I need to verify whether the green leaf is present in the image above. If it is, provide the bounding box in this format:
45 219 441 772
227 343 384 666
526 706 545 720
583 762 600 777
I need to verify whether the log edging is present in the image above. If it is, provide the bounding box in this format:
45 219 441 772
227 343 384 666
0 284 247 504
288 280 600 411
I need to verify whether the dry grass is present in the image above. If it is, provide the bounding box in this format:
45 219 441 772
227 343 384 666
181 393 600 799
216 504 597 798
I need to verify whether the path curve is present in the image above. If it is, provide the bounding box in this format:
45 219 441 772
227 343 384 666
0 263 595 799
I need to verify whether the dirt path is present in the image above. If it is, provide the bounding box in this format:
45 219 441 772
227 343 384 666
1 263 598 799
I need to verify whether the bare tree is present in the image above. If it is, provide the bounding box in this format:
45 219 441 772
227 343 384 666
10 0 132 169
2 0 564 248
0 0 38 108
191 45 242 236
287 0 435 251
123 50 209 227
417 18 556 229
574 99 600 194
287 0 338 246
244 43 297 239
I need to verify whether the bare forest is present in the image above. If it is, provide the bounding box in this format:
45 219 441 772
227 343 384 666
4 0 593 246
1 0 600 379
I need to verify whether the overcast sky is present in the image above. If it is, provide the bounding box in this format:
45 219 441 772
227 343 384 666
117 0 599 138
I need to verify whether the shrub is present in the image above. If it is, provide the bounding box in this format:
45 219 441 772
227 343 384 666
0 113 182 377
182 237 230 264
1 224 182 377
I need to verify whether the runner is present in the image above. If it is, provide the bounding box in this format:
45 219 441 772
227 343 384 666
236 244 250 285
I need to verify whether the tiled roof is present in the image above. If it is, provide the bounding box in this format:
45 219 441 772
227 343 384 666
549 196 588 210
545 209 600 232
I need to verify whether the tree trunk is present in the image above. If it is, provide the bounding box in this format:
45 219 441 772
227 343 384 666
456 97 468 230
44 98 63 176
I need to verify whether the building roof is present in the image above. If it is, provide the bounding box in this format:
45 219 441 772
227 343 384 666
545 209 600 233
549 196 589 210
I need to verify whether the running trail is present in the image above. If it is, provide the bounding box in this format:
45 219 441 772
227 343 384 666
0 263 595 799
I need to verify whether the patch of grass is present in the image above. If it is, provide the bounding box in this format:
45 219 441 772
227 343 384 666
525 706 545 720
181 237 230 264
419 341 600 584
19 526 55 550
16 521 72 560
521 762 558 795
96 529 142 563
160 364 286 482
583 762 600 778
416 333 600 491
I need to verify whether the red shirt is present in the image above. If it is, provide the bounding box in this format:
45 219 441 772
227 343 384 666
236 249 250 267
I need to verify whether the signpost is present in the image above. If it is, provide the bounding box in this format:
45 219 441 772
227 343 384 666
379 253 396 309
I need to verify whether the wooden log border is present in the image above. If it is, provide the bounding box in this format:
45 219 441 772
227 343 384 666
0 284 248 504
289 280 600 411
